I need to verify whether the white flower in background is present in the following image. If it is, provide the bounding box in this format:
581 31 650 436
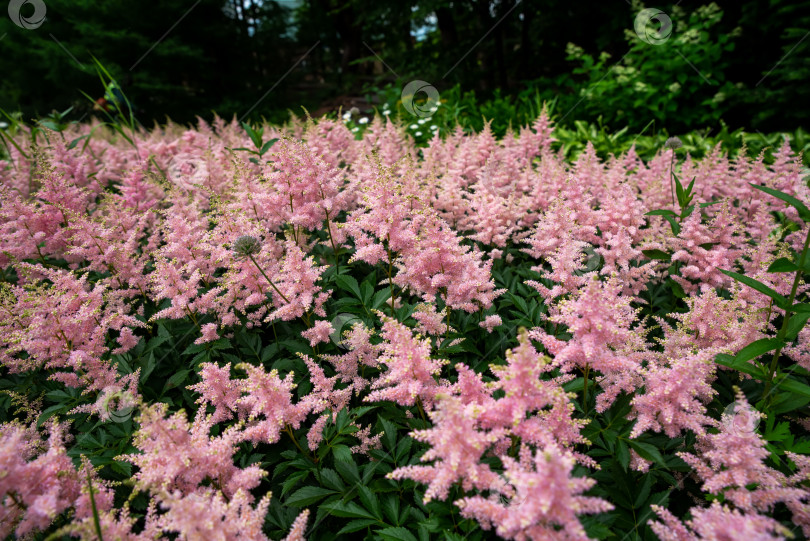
0 122 8 129
351 127 359 133
417 118 426 125
429 105 439 112
414 131 422 136
342 112 351 122
410 124 418 130
430 125 438 131
358 117 369 124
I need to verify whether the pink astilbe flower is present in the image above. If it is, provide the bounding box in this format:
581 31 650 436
236 363 309 444
412 303 451 336
679 391 807 514
121 404 266 498
389 394 507 502
456 444 613 541
265 239 329 322
394 211 502 312
284 508 310 541
670 204 742 294
525 230 592 301
479 314 502 333
630 348 717 438
298 355 352 449
301 319 334 347
157 489 272 541
650 503 789 541
533 276 646 411
0 266 144 391
195 322 221 345
230 138 349 233
0 422 112 539
320 322 380 390
189 362 244 424
481 330 590 452
365 314 449 408
344 166 418 266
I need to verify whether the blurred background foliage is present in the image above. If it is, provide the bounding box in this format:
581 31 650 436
0 0 808 140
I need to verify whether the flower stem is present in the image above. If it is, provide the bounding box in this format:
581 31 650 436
765 225 810 391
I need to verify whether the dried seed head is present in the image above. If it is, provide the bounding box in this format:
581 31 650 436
233 235 262 258
663 136 683 150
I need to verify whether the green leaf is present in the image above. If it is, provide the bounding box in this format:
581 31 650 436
767 257 800 273
335 458 360 484
734 338 783 364
321 501 379 520
616 439 630 472
259 138 279 156
720 270 789 309
627 439 666 467
642 249 671 261
336 275 363 300
774 376 810 399
332 444 353 462
751 184 810 222
162 369 191 392
381 494 401 525
67 135 89 150
787 312 810 342
645 209 678 217
669 279 686 299
715 353 766 379
358 485 382 520
285 486 337 507
318 468 346 491
663 215 681 235
377 526 418 541
337 519 378 535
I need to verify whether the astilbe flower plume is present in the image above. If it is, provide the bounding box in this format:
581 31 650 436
532 276 646 411
651 503 789 541
480 330 590 452
365 314 449 408
456 444 613 541
0 421 112 539
389 394 507 503
678 390 808 515
120 403 266 498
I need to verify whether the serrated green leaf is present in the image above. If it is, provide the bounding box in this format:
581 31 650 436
332 444 353 462
337 519 378 535
358 485 382 519
336 275 362 300
321 500 378 520
627 439 666 467
286 486 337 507
335 459 360 484
616 439 630 472
378 526 418 541
318 468 346 491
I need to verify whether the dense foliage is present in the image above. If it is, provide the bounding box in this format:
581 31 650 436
2 106 810 540
1 1 808 130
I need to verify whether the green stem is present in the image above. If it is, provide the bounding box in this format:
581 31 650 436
86 468 104 541
247 253 290 303
766 225 810 391
583 364 590 409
